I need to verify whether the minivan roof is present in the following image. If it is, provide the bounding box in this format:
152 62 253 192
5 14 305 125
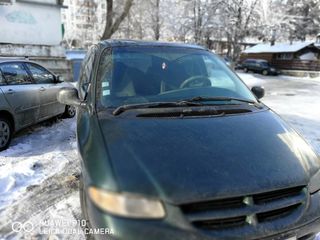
98 39 206 50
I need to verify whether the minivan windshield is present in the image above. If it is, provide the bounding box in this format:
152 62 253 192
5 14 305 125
97 46 257 108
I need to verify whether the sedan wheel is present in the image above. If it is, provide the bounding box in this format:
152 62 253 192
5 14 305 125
0 118 12 151
262 70 268 76
244 68 248 73
64 105 76 118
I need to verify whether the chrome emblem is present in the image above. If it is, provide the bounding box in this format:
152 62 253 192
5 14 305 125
243 197 258 225
243 196 254 206
246 214 258 226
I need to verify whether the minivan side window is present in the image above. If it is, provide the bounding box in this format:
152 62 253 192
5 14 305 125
79 46 97 100
0 63 32 85
26 63 55 84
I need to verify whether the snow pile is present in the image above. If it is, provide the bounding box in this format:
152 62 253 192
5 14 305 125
12 192 85 240
0 118 78 211
0 158 45 209
299 52 318 60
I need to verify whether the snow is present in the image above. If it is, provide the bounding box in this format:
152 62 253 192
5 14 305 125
0 119 78 210
243 41 314 53
299 52 318 60
239 72 320 155
0 74 320 239
237 72 264 86
65 50 86 60
0 118 81 240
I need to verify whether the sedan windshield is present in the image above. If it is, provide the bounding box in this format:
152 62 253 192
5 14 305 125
260 62 270 67
97 46 256 108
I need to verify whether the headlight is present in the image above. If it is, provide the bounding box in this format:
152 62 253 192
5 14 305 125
309 170 320 194
88 186 166 219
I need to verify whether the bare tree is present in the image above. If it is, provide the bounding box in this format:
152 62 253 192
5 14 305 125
285 0 320 41
101 0 134 39
222 0 260 59
113 0 153 40
180 0 223 45
150 0 161 40
161 0 193 42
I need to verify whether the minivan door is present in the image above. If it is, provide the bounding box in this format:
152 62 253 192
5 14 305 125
25 63 65 120
0 62 40 128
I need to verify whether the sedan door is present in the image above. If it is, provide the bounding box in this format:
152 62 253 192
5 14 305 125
25 63 65 121
0 62 40 129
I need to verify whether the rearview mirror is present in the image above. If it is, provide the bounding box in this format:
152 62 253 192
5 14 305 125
57 87 86 108
251 86 265 99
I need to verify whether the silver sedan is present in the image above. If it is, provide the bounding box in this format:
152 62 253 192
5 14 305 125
0 60 75 151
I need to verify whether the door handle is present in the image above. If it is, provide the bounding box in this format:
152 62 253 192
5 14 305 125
39 87 46 91
7 89 15 94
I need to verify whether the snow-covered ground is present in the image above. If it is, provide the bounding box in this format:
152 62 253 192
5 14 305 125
238 72 320 155
0 119 83 240
0 72 319 240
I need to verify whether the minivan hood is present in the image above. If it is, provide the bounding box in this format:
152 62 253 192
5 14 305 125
98 110 319 204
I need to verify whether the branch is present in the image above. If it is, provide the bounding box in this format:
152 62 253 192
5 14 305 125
102 0 134 39
110 0 134 37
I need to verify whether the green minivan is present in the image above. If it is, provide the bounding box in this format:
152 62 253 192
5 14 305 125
58 40 320 240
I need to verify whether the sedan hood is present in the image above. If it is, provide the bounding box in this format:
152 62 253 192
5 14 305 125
98 110 319 204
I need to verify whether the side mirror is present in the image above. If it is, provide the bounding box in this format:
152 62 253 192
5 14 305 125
55 75 64 83
57 87 86 108
251 86 265 99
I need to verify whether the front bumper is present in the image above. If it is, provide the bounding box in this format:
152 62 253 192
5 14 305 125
86 191 320 240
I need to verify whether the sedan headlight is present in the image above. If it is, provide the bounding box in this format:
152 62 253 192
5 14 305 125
88 186 166 219
309 170 320 194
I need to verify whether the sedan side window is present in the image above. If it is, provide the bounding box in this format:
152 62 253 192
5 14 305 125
0 70 5 85
0 63 32 85
26 63 55 84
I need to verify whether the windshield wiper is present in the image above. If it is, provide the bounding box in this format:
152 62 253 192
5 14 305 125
112 97 258 116
182 96 256 104
112 101 203 116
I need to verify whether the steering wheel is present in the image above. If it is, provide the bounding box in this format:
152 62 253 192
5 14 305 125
179 75 211 89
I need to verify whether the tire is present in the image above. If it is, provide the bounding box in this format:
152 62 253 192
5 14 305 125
0 117 13 151
244 68 248 73
80 177 95 240
63 105 76 118
262 70 268 76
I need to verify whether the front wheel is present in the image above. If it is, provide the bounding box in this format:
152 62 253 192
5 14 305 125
244 68 249 73
262 70 268 76
0 117 13 151
63 105 76 118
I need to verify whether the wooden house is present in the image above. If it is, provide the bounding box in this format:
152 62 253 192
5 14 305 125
240 41 320 72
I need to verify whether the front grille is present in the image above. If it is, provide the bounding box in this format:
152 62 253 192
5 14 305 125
193 216 247 229
257 203 301 222
253 186 303 204
181 186 306 231
181 196 244 213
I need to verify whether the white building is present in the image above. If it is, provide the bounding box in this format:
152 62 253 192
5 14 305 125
61 0 106 48
0 0 71 80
